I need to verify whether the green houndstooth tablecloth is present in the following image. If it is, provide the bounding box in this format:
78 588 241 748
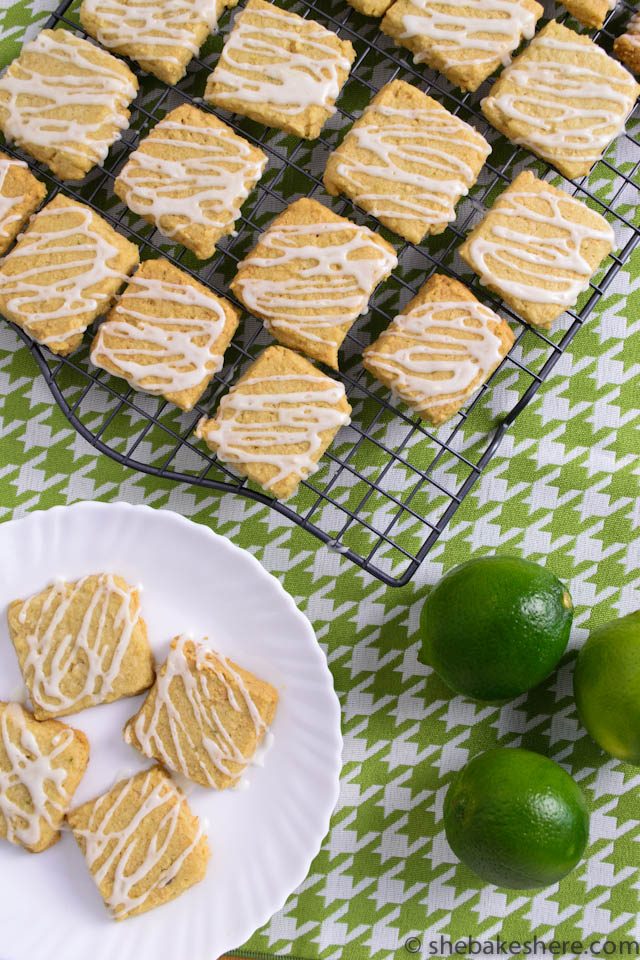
1 1 639 956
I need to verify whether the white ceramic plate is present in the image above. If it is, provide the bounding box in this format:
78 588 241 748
0 501 342 960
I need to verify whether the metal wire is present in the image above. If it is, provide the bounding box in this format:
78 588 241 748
2 0 639 585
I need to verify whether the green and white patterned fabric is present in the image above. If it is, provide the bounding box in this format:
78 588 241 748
0 0 639 956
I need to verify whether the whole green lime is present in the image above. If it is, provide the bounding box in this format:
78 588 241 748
574 610 640 764
420 556 573 701
444 748 589 889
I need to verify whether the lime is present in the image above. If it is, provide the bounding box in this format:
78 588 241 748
574 610 640 764
420 556 573 701
444 748 589 889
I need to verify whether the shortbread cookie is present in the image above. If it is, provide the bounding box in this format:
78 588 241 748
347 0 394 15
91 258 239 411
459 171 614 328
0 195 138 356
196 344 352 499
0 701 89 853
80 0 239 85
561 0 615 29
7 573 154 720
231 198 397 368
0 29 138 181
124 635 278 789
0 153 46 257
481 21 640 179
205 0 355 139
363 273 514 424
614 12 640 75
324 79 491 244
68 766 209 920
381 0 543 92
115 103 266 260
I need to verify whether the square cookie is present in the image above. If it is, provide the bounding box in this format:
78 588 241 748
80 0 239 85
614 12 640 76
458 171 614 328
347 0 394 14
0 194 139 356
124 635 279 789
0 153 46 257
0 701 89 853
481 21 640 180
381 0 543 93
196 344 352 499
324 79 491 243
561 0 615 29
0 29 138 181
231 198 397 368
8 573 155 720
115 103 267 260
68 766 209 920
205 0 356 139
363 273 514 425
91 258 239 411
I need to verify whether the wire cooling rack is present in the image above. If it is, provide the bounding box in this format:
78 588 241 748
1 0 639 585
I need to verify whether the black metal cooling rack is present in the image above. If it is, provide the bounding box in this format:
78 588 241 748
1 0 639 586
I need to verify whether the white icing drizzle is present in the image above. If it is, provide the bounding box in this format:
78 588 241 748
129 636 269 786
117 119 266 238
0 202 128 348
81 0 219 70
467 186 615 305
0 30 137 168
209 4 352 116
91 273 228 395
334 103 490 230
16 574 141 715
0 157 28 240
73 769 203 918
366 299 506 412
197 372 351 490
621 11 640 46
0 702 74 848
399 0 539 70
235 220 397 346
482 31 639 168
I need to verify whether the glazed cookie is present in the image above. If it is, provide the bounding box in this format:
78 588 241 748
0 153 46 257
0 29 138 180
124 635 279 789
231 198 397 368
459 171 614 328
196 345 352 499
324 79 491 243
205 0 355 139
614 11 640 76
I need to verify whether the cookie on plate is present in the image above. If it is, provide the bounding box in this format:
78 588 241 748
458 171 614 328
0 701 89 853
124 635 278 789
80 0 239 85
7 573 154 720
0 29 138 181
195 345 352 499
115 103 267 260
0 152 46 257
481 20 640 179
68 766 209 920
614 11 640 75
324 79 491 243
91 258 239 411
560 0 615 29
231 198 397 368
381 0 543 92
205 0 355 139
0 195 138 355
363 273 514 425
